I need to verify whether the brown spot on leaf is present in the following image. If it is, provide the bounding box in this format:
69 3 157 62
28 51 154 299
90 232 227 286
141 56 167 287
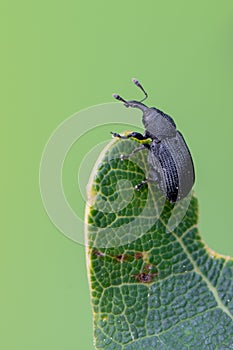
134 252 143 259
92 250 105 257
131 272 158 283
115 254 128 262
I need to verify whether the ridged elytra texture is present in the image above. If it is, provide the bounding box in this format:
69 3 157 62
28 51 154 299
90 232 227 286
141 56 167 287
85 138 233 350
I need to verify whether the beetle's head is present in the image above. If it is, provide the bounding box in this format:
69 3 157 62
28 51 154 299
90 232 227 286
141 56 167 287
113 79 177 140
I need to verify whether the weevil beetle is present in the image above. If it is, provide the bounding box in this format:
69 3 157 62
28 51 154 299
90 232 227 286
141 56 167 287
111 78 195 203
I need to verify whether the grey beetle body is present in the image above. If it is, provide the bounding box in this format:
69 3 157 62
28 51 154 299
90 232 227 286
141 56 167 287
112 79 195 203
149 130 195 202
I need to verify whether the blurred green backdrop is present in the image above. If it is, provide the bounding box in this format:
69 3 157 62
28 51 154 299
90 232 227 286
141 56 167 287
1 1 233 349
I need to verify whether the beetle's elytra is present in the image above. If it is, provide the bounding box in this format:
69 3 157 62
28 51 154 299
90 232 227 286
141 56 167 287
111 78 195 203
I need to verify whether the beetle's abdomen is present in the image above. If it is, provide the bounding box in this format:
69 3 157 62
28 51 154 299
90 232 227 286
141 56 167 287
149 132 195 202
158 145 179 202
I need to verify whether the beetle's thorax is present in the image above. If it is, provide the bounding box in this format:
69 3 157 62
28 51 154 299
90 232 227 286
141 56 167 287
142 107 177 140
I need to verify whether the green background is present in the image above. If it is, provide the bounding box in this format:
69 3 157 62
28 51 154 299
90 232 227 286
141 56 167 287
1 1 233 349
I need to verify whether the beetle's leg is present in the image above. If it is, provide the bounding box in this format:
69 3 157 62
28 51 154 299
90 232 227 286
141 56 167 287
135 172 162 191
135 179 148 191
111 132 128 139
111 131 150 160
120 144 149 161
111 131 148 141
144 131 161 144
126 132 149 140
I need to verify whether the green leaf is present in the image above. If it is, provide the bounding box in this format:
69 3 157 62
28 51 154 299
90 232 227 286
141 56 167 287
85 138 233 350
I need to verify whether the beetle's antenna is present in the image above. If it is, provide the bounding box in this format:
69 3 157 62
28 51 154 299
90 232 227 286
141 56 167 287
112 94 128 104
132 78 148 102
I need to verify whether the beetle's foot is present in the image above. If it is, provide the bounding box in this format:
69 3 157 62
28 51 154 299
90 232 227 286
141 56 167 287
111 132 122 138
135 179 148 191
120 154 128 161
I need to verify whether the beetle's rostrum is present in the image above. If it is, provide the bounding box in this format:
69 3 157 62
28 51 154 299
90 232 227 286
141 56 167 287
111 78 195 203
